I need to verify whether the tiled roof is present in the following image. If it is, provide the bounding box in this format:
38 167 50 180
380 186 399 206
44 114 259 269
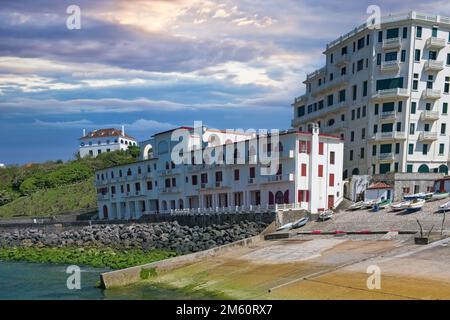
367 182 392 190
80 128 136 140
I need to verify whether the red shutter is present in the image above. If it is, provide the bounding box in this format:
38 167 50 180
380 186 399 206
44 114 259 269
329 173 335 187
305 190 310 202
307 141 311 154
299 141 306 153
319 142 324 155
298 190 303 202
269 192 274 205
318 165 323 177
301 163 307 176
284 190 289 204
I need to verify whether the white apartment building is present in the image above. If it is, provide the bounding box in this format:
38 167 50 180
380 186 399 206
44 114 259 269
79 126 137 158
292 11 450 179
94 125 343 220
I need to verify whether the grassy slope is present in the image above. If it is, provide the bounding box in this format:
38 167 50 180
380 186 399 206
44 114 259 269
0 179 96 218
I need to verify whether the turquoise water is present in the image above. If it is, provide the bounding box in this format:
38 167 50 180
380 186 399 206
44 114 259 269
0 261 217 300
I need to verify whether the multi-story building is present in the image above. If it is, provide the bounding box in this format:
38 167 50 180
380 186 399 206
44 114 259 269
79 126 137 158
292 11 450 178
94 125 343 220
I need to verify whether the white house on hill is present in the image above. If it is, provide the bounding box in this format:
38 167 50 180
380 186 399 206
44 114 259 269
79 126 137 158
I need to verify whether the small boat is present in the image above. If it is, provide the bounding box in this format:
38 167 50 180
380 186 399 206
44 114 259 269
292 217 309 229
363 199 379 209
318 210 333 221
377 199 392 209
439 201 450 212
276 222 293 231
390 201 411 212
430 192 450 201
404 192 431 201
405 198 426 214
348 201 364 211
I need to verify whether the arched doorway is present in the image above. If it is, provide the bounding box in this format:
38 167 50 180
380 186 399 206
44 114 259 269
352 168 360 176
275 191 284 204
142 143 153 160
283 190 289 204
418 164 430 173
439 165 448 175
102 205 108 219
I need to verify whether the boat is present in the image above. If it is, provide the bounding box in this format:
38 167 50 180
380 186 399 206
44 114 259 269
377 199 392 209
362 199 379 209
405 198 426 214
318 210 333 221
390 200 411 212
439 201 450 212
404 192 432 201
430 192 450 201
291 217 309 229
348 201 364 211
276 222 293 231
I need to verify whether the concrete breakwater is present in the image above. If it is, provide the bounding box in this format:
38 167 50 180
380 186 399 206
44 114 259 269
0 221 268 254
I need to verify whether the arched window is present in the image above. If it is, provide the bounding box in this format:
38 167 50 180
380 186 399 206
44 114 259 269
275 191 284 204
283 190 289 204
352 168 360 175
418 164 430 173
439 165 448 174
127 168 132 176
327 119 335 127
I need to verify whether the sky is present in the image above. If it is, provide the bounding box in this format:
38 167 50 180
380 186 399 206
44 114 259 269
1 0 450 164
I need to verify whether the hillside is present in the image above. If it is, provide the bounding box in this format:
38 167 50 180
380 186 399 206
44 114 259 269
0 148 139 219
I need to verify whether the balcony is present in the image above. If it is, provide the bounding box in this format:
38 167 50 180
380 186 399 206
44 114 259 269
372 88 409 101
214 181 230 189
425 37 446 50
293 94 308 105
382 37 401 50
159 187 181 194
335 54 351 67
158 167 181 176
370 131 406 141
419 132 438 141
378 153 395 162
424 60 444 72
248 178 257 185
97 194 109 201
422 89 441 100
380 60 400 73
321 121 347 134
420 110 440 121
311 74 350 97
379 111 397 121
262 173 294 184
306 67 326 82
291 101 348 125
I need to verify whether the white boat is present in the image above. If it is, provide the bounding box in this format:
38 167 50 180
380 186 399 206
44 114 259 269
276 222 293 231
405 198 426 214
363 199 379 209
292 217 309 229
390 201 410 212
348 201 364 211
439 201 450 212
404 192 432 201
318 210 333 221
431 192 450 201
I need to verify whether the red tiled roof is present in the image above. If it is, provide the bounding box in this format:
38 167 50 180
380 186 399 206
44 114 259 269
367 182 392 190
80 128 136 140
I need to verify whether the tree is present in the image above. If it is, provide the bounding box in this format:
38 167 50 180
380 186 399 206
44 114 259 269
128 145 141 159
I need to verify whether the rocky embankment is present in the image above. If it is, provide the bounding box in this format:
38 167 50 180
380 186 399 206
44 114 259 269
0 221 268 254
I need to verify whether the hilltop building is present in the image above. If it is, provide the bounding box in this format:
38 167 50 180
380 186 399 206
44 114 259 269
292 11 450 178
79 126 137 158
0 163 5 169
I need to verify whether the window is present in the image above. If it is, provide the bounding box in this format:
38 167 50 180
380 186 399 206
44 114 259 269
408 143 414 155
327 94 334 106
441 123 447 135
350 150 353 161
357 37 365 50
410 123 415 135
341 67 347 75
201 173 208 184
422 144 428 155
341 46 348 55
381 123 393 133
398 101 403 112
330 53 334 64
424 123 430 132
416 26 422 38
360 147 365 159
402 27 408 39
301 163 307 176
386 28 399 39
411 102 417 114
382 102 395 112
352 85 357 100
357 108 361 118
215 171 223 182
319 142 324 155
447 53 450 65
375 103 379 115
374 124 378 134
395 143 400 154
432 27 438 38
249 167 256 179
350 131 355 142
427 75 434 89
338 89 346 102
443 103 448 114
429 50 437 60
234 169 240 181
380 144 392 154
401 50 406 62
362 105 366 117
372 145 377 156
385 51 397 61
165 179 171 188
318 165 324 177
297 106 305 117
363 81 368 96
378 31 383 42
376 77 403 91
439 144 445 155
415 49 421 62
377 53 382 65
357 59 364 71
351 109 355 120
407 164 413 173
330 151 335 164
192 175 198 185
329 174 335 187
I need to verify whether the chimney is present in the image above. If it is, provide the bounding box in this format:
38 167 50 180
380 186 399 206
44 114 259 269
122 125 125 136
83 129 86 137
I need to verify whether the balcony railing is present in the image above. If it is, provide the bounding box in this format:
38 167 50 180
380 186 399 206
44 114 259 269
214 181 230 189
291 100 348 125
378 153 395 162
158 168 181 176
97 194 109 201
306 66 327 81
321 121 347 133
420 110 440 121
380 60 400 72
372 88 409 101
424 60 444 72
263 173 294 184
422 89 441 100
380 110 397 121
426 37 446 50
335 54 351 67
419 132 438 141
311 74 350 97
370 131 406 141
293 94 308 105
382 37 401 50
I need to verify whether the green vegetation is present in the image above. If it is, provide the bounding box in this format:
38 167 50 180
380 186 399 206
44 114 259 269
140 267 158 280
0 148 139 218
0 247 176 269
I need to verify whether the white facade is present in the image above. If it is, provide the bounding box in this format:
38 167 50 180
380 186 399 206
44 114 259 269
292 11 450 179
0 163 5 169
79 127 137 158
95 126 344 220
